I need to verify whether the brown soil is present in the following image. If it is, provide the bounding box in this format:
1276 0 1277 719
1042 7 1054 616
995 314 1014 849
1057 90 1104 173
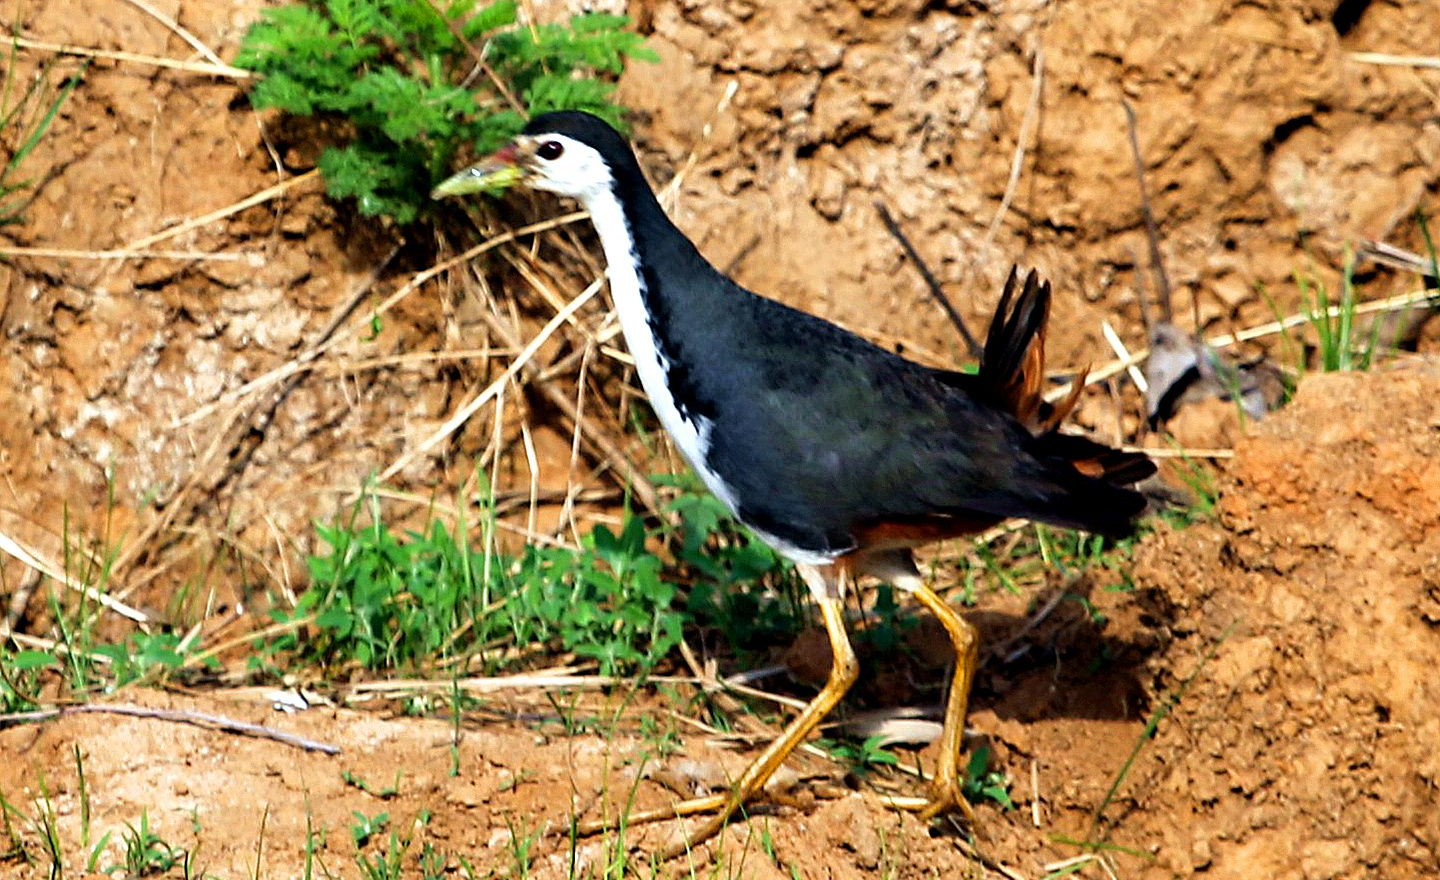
2 0 1440 877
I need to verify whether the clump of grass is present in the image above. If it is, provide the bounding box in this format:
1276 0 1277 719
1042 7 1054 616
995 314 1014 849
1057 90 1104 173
0 38 84 227
233 0 654 223
1293 246 1383 372
259 480 687 678
661 474 806 655
112 810 186 877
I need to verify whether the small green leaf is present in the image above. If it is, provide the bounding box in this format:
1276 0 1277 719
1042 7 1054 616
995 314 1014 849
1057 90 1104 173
11 650 59 670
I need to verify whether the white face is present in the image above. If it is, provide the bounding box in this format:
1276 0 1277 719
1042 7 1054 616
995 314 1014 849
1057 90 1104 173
518 133 613 204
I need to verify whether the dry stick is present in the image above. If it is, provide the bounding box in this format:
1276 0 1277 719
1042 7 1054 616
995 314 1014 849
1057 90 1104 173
1122 99 1174 324
418 0 525 115
379 276 605 481
0 629 112 663
0 246 249 261
125 170 321 252
874 200 983 359
465 277 663 515
1101 319 1148 393
657 79 740 210
2 569 41 633
117 0 227 68
980 44 1045 259
1042 286 1438 404
0 529 149 623
0 703 340 754
11 35 251 78
1350 51 1440 70
172 211 587 430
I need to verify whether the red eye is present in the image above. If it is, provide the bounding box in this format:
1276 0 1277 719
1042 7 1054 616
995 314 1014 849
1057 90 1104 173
536 140 564 160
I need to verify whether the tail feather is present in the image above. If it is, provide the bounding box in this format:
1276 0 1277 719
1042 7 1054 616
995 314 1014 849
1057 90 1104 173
978 266 1157 537
978 267 1051 427
1030 432 1158 487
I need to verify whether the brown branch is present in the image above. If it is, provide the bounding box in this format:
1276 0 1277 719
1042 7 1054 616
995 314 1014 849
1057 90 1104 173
0 703 341 754
873 200 983 359
1121 100 1175 324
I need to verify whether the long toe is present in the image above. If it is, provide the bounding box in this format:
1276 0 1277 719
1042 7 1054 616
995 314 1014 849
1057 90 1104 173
918 775 978 826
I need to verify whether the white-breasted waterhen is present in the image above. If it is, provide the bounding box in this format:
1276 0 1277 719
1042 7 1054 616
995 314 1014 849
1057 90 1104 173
434 111 1156 853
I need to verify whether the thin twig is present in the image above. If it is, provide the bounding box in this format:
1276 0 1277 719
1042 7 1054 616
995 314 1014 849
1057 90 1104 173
118 0 227 68
0 529 149 623
465 273 663 515
417 0 525 115
981 44 1045 259
657 80 739 210
874 200 982 358
172 211 587 430
0 703 340 754
11 35 250 78
379 276 606 481
1122 99 1174 323
0 246 251 262
1042 287 1438 403
1101 319 1148 393
124 170 320 252
1350 51 1440 70
113 249 398 576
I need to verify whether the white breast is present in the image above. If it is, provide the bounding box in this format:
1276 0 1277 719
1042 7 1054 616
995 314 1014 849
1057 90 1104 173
582 189 736 508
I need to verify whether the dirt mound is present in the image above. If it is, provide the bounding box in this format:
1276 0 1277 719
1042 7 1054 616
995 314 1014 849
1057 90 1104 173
1130 367 1440 879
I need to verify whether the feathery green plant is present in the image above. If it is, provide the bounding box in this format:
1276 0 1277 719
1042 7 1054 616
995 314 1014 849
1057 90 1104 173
234 0 653 223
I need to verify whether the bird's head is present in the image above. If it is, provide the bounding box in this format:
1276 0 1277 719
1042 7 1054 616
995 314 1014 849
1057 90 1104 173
432 111 633 205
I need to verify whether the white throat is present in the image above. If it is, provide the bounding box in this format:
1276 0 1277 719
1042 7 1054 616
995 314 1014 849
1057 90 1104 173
576 187 737 510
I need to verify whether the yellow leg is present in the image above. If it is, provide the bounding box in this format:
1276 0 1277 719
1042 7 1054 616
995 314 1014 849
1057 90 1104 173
908 582 980 824
655 593 859 860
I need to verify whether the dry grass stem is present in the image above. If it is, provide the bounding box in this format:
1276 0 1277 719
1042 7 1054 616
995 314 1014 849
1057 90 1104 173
1350 51 1440 69
1129 446 1233 459
12 34 251 77
1044 286 1437 403
0 529 149 623
657 79 739 210
379 275 605 481
1101 318 1149 393
1 246 251 261
174 213 586 431
118 0 227 67
981 44 1045 258
124 169 320 252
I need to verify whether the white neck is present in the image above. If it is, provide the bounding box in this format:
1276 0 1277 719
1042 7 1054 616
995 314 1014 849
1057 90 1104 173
576 188 737 508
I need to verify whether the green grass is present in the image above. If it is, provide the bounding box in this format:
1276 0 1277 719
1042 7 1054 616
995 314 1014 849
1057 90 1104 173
0 30 84 228
233 0 654 224
255 479 687 679
1293 246 1383 373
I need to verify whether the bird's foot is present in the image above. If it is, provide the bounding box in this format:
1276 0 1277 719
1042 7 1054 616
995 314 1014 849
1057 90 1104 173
917 773 978 825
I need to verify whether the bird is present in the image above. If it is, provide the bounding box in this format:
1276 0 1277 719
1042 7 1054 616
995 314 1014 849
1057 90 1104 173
433 110 1156 853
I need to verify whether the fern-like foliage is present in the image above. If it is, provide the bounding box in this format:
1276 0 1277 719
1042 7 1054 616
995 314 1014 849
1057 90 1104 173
235 0 654 223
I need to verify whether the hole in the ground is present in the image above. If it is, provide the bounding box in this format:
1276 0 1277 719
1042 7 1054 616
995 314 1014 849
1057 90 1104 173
1330 0 1371 36
1263 113 1317 155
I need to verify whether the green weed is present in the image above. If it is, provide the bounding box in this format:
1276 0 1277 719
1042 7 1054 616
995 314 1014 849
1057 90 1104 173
111 810 186 877
961 745 1013 809
662 475 805 655
1294 246 1382 372
0 30 84 227
234 0 654 223
816 733 900 774
264 483 684 677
